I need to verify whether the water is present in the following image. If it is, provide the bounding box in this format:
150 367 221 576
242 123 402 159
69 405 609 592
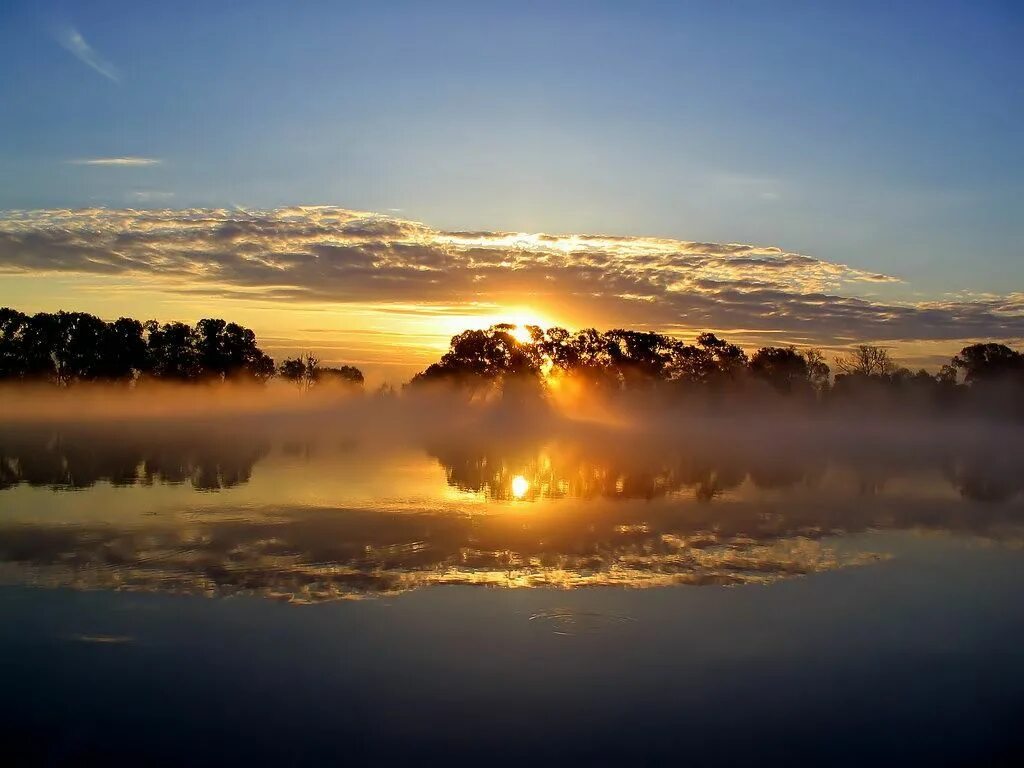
1 415 1023 765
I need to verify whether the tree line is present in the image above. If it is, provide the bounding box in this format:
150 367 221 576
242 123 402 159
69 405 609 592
411 323 1024 412
4 308 1022 408
0 308 363 387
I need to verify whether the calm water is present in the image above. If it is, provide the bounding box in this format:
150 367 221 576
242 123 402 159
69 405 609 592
1 414 1023 765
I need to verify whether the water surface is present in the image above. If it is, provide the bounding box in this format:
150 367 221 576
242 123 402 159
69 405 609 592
1 415 1022 765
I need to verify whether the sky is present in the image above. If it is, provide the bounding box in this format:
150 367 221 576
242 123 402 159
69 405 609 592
0 0 1022 383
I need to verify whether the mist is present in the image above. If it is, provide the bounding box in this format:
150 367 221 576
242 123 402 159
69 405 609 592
3 378 1022 504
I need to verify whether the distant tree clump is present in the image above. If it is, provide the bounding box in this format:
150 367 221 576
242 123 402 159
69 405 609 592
278 353 364 390
411 324 820 399
0 307 361 388
409 325 1024 417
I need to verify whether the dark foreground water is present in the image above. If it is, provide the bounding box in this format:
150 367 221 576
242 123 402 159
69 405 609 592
1 415 1023 765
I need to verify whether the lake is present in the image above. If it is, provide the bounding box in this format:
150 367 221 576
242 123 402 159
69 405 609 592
1 409 1023 765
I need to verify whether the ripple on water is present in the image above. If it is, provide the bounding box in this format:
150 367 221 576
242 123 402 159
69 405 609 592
528 608 637 636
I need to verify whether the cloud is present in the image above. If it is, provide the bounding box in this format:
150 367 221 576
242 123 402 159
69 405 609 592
0 206 1022 345
129 190 175 202
69 157 162 167
57 26 119 83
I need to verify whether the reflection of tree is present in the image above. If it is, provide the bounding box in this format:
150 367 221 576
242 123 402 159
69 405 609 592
427 432 1024 507
945 455 1024 504
427 438 825 503
0 426 268 491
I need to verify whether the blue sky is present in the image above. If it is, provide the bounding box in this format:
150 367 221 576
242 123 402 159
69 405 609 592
0 0 1021 300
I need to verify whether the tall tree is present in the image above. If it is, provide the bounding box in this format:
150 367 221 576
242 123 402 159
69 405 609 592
951 343 1024 386
749 347 811 393
834 345 897 377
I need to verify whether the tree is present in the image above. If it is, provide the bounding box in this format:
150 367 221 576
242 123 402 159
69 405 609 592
411 325 542 386
664 342 716 386
19 312 62 381
604 329 677 388
937 363 959 385
278 354 362 390
279 353 319 390
951 343 1024 386
196 318 275 382
697 333 748 381
803 348 831 392
0 308 275 386
834 345 896 377
315 365 364 387
0 308 29 380
550 328 620 389
144 321 202 381
749 347 810 393
98 318 148 381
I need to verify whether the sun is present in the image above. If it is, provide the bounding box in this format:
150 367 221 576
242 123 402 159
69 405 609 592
502 308 553 343
509 324 534 344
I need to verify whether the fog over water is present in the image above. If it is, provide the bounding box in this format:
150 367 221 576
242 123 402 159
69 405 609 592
2 384 1022 602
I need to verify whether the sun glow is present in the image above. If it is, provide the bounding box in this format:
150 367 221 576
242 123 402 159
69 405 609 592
511 475 531 499
509 325 534 344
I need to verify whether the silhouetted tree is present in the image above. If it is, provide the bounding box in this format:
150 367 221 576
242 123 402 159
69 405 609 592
749 346 811 393
664 342 716 386
544 328 621 389
279 353 319 390
0 307 275 385
410 325 542 387
803 348 831 392
196 318 275 382
951 343 1024 386
316 365 364 387
600 329 677 388
0 308 29 380
278 353 363 390
98 318 148 381
834 345 896 377
696 332 748 382
144 321 202 381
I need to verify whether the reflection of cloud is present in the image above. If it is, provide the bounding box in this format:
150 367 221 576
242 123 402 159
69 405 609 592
56 27 120 82
1 206 1023 344
0 521 884 603
69 157 162 166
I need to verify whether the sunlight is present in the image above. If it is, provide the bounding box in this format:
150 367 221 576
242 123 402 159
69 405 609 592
509 324 534 344
507 308 551 331
510 474 530 499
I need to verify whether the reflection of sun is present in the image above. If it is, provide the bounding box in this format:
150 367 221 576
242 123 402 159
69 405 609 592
511 474 530 499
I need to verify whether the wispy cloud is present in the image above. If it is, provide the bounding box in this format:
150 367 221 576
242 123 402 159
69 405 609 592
57 26 119 83
130 190 175 202
0 206 1021 346
69 157 162 167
